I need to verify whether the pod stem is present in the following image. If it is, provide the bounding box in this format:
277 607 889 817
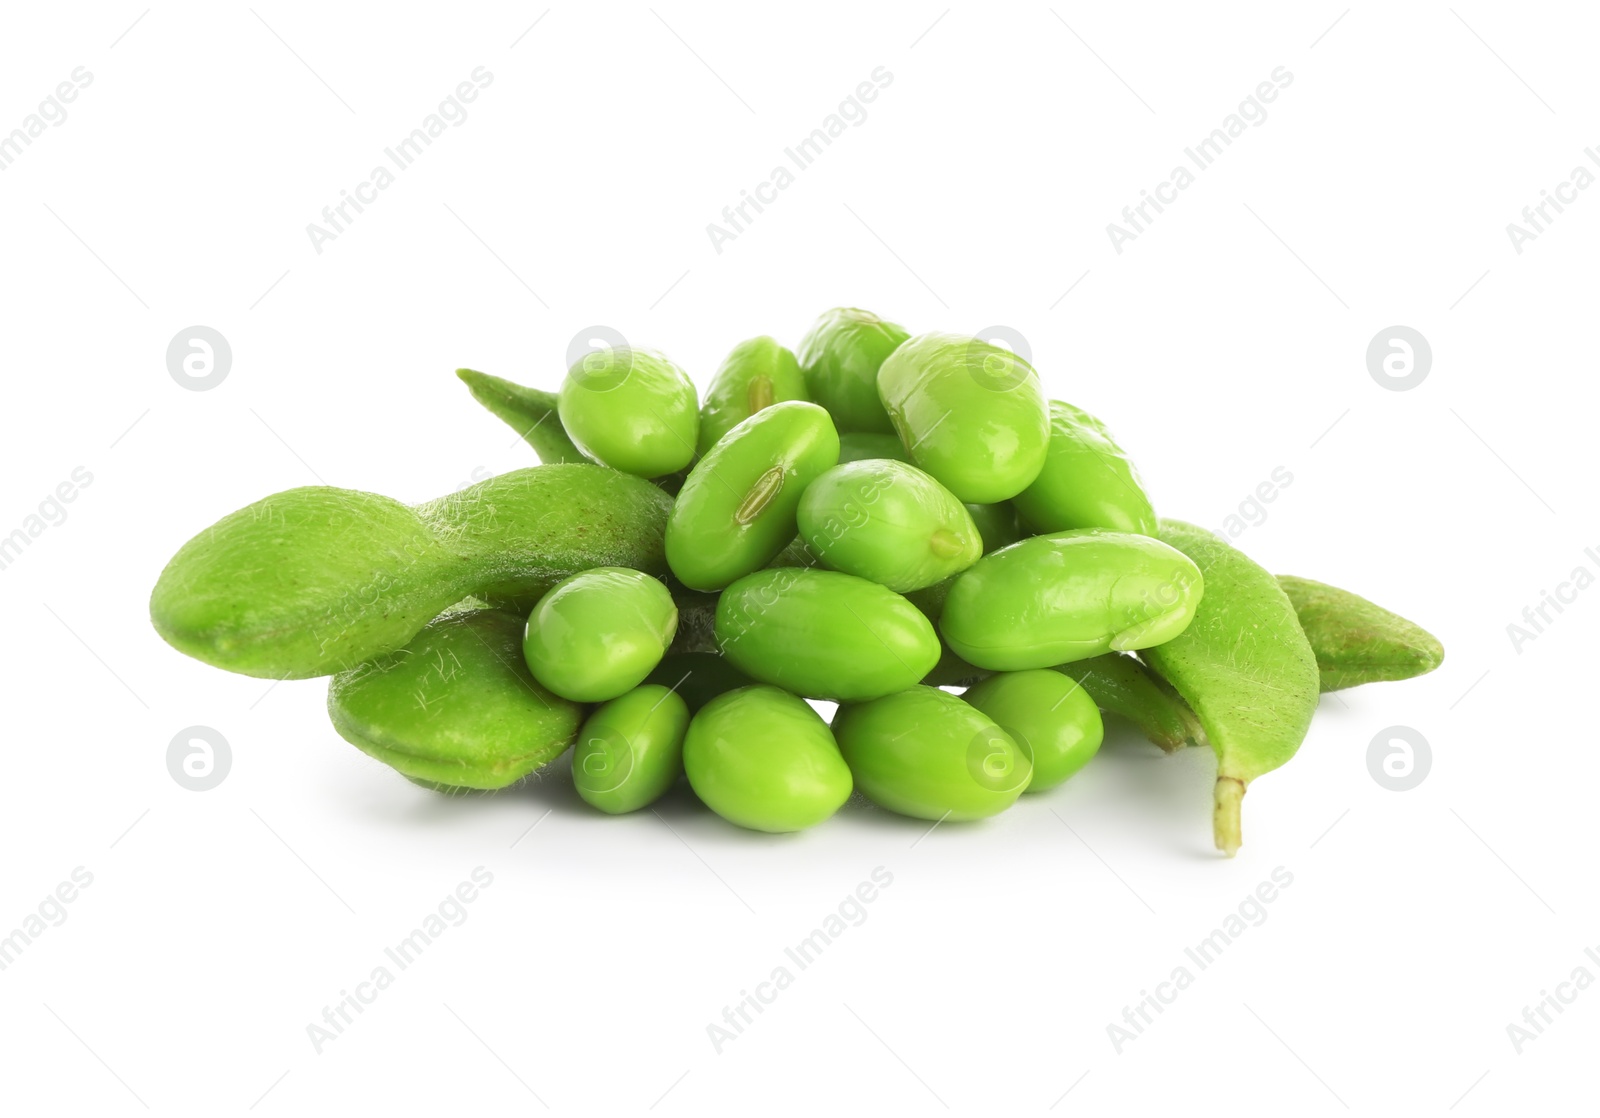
1213 777 1245 856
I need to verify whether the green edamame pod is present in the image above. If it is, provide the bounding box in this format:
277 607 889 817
966 502 1022 553
683 686 852 832
151 464 672 679
666 401 839 591
964 670 1104 792
1054 653 1203 754
837 432 910 465
797 460 982 592
455 368 584 464
1012 401 1156 535
715 568 940 701
940 529 1204 670
328 608 581 791
697 336 810 455
796 307 909 434
558 347 699 476
522 567 677 703
877 332 1050 503
835 686 1030 821
1279 575 1444 691
1141 520 1319 857
646 652 756 713
572 684 689 814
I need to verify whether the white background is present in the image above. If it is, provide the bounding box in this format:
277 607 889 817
0 2 1591 1114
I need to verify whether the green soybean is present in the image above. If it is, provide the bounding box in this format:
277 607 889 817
796 307 909 434
1141 520 1319 857
1012 401 1156 535
797 460 982 592
877 332 1050 503
150 464 672 680
558 346 699 477
683 686 852 832
522 567 677 702
1279 575 1444 691
940 529 1204 670
646 652 756 712
666 400 839 591
1054 653 1202 753
456 368 584 464
837 432 911 465
572 684 690 813
964 670 1103 792
328 608 581 791
697 336 810 455
715 568 940 701
835 686 1030 821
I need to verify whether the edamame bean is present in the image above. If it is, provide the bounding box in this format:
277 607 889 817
456 368 584 464
1012 401 1156 535
837 432 910 465
573 684 690 813
697 336 810 455
963 670 1103 792
716 568 940 701
835 686 1029 821
558 346 699 477
150 464 672 679
877 332 1050 503
1279 575 1444 691
796 460 982 592
522 567 678 702
1141 520 1319 857
682 686 852 832
796 307 909 434
940 529 1204 670
646 652 755 713
666 401 839 591
1054 653 1202 753
328 608 581 790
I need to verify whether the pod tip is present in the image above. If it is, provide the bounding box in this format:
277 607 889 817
1214 777 1245 856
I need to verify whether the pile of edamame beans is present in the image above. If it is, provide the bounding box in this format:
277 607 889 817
151 309 1443 855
